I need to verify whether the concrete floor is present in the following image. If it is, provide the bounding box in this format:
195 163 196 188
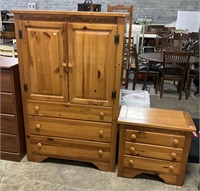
0 81 199 191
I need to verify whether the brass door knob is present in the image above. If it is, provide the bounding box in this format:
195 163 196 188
34 106 40 111
62 63 67 67
129 160 134 166
131 134 136 140
37 143 42 149
173 139 179 145
98 130 104 137
68 63 73 68
98 150 103 157
130 147 136 153
171 152 176 159
169 165 174 171
35 124 41 131
99 112 105 117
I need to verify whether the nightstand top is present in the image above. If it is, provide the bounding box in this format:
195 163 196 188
118 105 196 132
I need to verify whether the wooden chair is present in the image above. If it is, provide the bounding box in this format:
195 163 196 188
107 5 133 89
186 67 199 99
160 51 191 100
129 46 160 93
1 31 16 43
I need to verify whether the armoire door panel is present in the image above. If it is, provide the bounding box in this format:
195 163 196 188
21 21 68 102
68 23 117 106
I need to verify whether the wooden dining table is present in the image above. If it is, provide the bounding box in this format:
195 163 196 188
138 52 199 90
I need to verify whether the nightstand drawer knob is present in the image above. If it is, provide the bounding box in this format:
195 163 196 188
99 112 105 117
173 139 179 145
98 130 104 137
98 150 103 157
131 134 136 140
34 106 40 111
171 152 176 159
35 124 41 131
129 160 134 166
169 165 174 171
130 147 136 153
37 143 42 149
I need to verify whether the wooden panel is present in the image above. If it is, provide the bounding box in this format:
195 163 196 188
125 129 185 148
0 93 15 114
0 69 13 92
30 135 111 162
0 114 16 134
68 23 117 107
124 155 180 175
29 116 111 142
21 21 67 102
27 100 113 122
125 142 183 161
1 133 19 152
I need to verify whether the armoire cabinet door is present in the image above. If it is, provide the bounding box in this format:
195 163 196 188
20 21 67 102
68 23 118 107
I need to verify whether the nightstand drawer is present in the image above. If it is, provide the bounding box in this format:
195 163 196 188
124 155 180 175
125 142 183 161
0 114 16 134
125 129 185 148
1 93 15 114
28 116 111 142
1 133 19 153
27 100 113 122
30 135 111 163
0 69 12 92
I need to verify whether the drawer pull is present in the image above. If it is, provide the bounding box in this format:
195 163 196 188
169 165 174 171
34 106 40 111
173 139 179 145
131 134 136 140
171 152 176 159
35 124 41 131
98 150 103 157
99 112 105 117
98 130 104 138
130 147 136 153
129 160 134 166
37 143 42 149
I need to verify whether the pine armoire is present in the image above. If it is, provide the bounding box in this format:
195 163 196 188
12 10 127 171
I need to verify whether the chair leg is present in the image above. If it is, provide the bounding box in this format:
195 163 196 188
178 81 184 100
160 78 164 98
155 75 159 94
132 72 137 90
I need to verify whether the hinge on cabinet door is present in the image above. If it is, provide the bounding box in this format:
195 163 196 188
114 35 119 44
24 84 28 92
18 30 23 39
112 91 116 99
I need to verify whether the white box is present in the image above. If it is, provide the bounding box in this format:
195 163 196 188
120 89 150 108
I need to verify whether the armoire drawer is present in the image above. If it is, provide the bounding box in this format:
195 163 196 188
0 93 15 114
0 114 16 134
124 155 181 175
125 142 183 161
125 129 185 148
1 133 19 153
27 100 113 122
30 135 111 163
0 69 13 92
28 116 112 142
